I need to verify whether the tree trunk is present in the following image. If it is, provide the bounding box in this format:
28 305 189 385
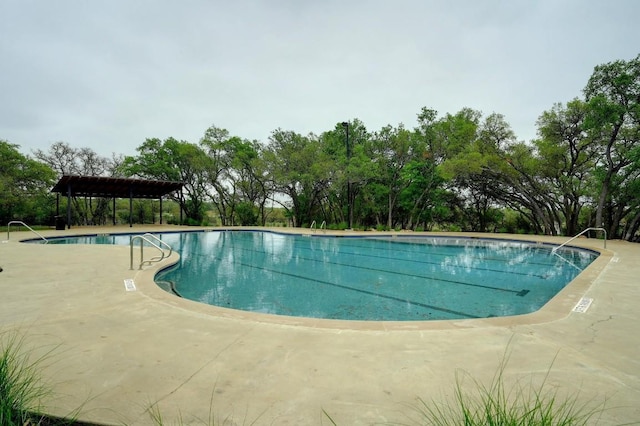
624 210 640 241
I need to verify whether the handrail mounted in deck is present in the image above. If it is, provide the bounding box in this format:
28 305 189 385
130 234 173 270
6 221 48 243
552 227 607 253
310 220 327 234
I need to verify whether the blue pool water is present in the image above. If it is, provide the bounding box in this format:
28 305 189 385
45 231 598 321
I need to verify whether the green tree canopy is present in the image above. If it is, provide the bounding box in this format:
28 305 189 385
122 137 210 223
0 140 56 225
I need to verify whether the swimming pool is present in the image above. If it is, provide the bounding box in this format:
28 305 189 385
45 230 598 321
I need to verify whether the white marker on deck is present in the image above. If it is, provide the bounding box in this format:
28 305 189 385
572 297 593 313
124 279 136 291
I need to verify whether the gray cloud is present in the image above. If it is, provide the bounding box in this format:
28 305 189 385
1 0 639 157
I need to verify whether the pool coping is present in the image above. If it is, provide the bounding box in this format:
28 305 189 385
120 229 612 331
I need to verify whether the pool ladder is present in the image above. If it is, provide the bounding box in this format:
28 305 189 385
130 233 174 270
310 220 326 233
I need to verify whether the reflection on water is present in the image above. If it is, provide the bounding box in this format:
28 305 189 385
154 232 598 321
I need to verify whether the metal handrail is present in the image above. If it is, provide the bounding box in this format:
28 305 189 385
141 233 173 258
130 234 172 270
310 220 327 234
6 221 48 243
552 227 607 253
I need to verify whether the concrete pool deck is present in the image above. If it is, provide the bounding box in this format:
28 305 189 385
1 225 639 425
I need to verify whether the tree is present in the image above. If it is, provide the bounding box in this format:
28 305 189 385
317 120 374 228
0 140 56 225
435 108 504 232
199 126 235 225
33 141 115 225
369 124 422 229
535 99 597 235
263 129 331 227
498 142 555 234
227 139 271 225
122 138 209 223
397 157 443 230
200 125 272 226
583 54 640 237
33 141 112 176
435 109 564 234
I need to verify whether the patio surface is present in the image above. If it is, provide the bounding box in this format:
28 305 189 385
1 225 638 425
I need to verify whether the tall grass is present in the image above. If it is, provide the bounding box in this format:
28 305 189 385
146 390 266 426
0 329 86 425
0 329 54 425
400 351 608 426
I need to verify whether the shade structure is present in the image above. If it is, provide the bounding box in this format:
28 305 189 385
51 175 184 228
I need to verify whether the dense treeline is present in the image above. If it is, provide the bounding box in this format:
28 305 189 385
2 55 639 240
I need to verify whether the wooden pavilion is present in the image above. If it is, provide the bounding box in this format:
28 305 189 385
51 175 184 229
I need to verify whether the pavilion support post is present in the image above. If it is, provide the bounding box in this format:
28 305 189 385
159 197 163 224
112 197 116 225
66 183 72 229
129 186 133 228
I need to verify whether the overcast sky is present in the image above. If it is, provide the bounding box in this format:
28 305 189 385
2 1 639 158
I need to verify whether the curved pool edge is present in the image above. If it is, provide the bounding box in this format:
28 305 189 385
125 227 613 331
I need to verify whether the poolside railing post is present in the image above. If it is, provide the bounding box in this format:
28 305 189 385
129 236 134 270
139 238 144 270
